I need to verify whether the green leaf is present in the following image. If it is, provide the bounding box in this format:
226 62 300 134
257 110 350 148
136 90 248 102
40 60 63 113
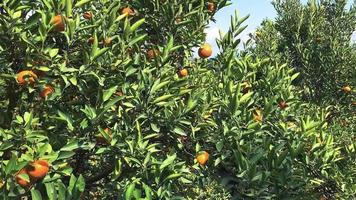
74 0 92 7
92 48 109 61
57 110 74 131
5 154 17 175
31 189 43 200
24 111 33 128
69 76 77 86
76 175 85 192
162 173 182 183
142 183 152 200
153 94 174 104
128 34 147 46
160 153 176 170
90 34 99 58
96 96 123 119
291 73 300 81
129 18 145 33
49 48 59 58
45 182 57 200
103 86 118 102
58 182 67 199
150 80 170 94
60 141 79 151
81 105 97 120
216 141 224 152
125 183 136 200
68 174 77 192
239 92 254 104
173 127 186 136
276 149 289 166
65 0 72 17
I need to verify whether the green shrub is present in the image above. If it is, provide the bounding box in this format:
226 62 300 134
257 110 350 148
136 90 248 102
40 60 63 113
252 0 356 104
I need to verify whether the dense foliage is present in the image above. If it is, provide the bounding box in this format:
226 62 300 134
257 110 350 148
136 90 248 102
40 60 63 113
0 0 355 199
252 0 356 103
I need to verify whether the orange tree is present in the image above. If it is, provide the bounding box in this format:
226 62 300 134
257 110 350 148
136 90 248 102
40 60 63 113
0 0 350 199
251 0 356 104
248 1 356 198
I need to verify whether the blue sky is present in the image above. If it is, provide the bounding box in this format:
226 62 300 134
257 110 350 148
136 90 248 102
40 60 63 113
204 0 356 56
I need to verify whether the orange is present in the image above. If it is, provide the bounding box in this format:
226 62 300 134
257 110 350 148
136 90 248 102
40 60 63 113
15 168 31 188
196 151 209 165
178 68 188 78
278 101 288 110
253 109 263 122
207 2 216 13
83 11 93 20
51 15 65 32
121 7 134 17
17 70 38 85
198 44 212 58
175 18 182 23
27 160 50 180
146 49 159 59
352 101 356 106
40 85 55 98
341 86 351 93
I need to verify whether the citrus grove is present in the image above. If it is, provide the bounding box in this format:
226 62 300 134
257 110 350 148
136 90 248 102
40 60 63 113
0 0 355 199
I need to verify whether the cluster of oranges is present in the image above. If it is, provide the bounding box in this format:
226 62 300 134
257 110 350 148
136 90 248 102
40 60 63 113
43 4 217 167
50 4 215 79
15 160 50 188
16 70 54 99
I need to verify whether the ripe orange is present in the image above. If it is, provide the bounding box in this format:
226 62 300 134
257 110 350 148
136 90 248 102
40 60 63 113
253 109 263 122
40 85 54 98
196 151 209 165
83 11 93 20
178 68 188 78
278 101 288 110
27 160 50 180
51 15 65 32
198 44 212 58
146 49 159 59
121 7 134 17
341 86 351 93
207 2 216 13
15 168 31 188
17 70 38 85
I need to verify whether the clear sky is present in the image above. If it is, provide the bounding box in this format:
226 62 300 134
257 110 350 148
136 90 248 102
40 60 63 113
203 0 356 56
